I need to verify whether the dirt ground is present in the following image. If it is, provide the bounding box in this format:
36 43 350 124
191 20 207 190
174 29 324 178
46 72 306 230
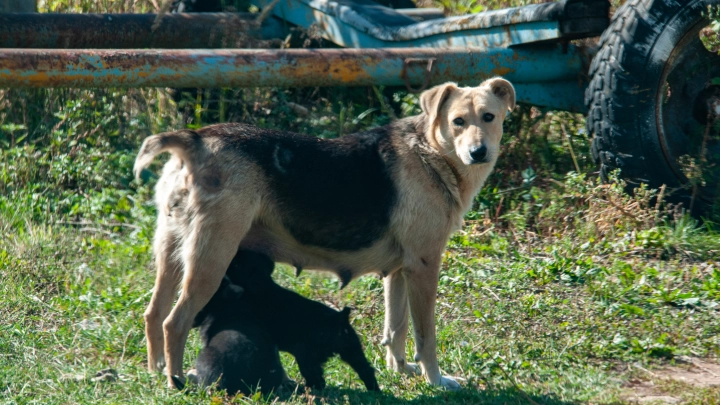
621 357 720 404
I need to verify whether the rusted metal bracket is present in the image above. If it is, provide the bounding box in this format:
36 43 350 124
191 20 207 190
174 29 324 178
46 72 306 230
402 58 435 93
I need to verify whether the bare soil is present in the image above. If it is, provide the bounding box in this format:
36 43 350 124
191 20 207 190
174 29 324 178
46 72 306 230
621 357 720 404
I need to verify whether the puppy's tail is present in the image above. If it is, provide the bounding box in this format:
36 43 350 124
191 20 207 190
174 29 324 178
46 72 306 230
171 375 186 391
133 129 202 181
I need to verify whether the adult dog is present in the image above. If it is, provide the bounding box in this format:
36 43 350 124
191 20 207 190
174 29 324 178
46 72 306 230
134 78 515 389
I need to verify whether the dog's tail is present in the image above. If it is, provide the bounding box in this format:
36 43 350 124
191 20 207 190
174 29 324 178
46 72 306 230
133 129 202 181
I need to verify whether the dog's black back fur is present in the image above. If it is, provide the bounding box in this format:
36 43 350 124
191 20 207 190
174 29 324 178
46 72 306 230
216 124 399 251
226 250 380 391
190 276 285 396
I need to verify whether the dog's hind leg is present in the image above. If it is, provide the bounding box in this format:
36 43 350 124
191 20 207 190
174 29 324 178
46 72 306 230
145 217 182 372
405 258 461 390
161 200 257 387
382 271 420 376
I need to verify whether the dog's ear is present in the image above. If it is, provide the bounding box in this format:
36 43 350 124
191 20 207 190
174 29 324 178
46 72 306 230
484 77 516 112
420 82 457 127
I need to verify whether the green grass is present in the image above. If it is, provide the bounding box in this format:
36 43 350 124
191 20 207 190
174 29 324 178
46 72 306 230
2 87 720 404
2 165 720 404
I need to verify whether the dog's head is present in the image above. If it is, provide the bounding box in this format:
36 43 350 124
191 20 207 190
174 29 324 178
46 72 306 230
421 77 515 167
225 249 276 289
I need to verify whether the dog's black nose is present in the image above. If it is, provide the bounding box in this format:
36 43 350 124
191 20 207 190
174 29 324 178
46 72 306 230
469 145 488 163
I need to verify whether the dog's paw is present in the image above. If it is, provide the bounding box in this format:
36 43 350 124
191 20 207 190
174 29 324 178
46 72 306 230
386 356 421 376
438 375 463 391
402 362 421 376
149 358 166 373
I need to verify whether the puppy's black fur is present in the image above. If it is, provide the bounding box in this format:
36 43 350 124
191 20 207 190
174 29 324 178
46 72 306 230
175 275 285 395
226 250 380 391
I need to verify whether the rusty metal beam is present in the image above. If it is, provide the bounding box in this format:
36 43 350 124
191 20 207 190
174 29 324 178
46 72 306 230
0 47 587 111
0 47 581 86
0 13 284 49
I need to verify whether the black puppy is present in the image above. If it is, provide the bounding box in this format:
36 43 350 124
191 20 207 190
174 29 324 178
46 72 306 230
172 276 286 395
226 250 380 391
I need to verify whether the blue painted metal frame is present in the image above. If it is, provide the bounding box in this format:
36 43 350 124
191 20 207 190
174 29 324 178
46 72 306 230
249 0 598 111
258 0 565 49
0 0 605 112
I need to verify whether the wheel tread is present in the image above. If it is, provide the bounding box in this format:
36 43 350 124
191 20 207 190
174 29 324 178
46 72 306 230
585 0 700 185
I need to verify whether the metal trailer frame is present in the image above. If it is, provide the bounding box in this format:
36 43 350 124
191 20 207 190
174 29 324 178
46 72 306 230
0 0 610 112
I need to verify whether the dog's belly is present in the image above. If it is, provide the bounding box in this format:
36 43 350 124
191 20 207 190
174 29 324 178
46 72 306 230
239 223 403 280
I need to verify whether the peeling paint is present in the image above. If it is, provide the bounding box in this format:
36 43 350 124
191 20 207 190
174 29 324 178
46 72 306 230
0 47 588 111
255 0 607 48
0 47 582 87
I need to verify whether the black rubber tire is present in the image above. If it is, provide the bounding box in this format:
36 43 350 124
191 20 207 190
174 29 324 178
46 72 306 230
586 0 720 215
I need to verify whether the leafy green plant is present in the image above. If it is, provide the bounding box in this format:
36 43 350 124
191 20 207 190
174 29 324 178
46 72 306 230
701 5 720 53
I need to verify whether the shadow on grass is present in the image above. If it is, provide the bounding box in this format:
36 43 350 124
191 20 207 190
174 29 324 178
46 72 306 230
273 385 583 405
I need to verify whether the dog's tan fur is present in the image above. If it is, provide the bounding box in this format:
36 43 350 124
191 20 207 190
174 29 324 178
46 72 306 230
135 78 515 389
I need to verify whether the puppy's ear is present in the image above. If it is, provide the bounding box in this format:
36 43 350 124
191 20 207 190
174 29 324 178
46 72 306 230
484 77 516 111
340 307 352 323
259 259 275 278
420 82 457 127
221 283 244 300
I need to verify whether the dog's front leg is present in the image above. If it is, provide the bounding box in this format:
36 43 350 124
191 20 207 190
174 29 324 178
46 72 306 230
405 260 461 390
382 271 420 376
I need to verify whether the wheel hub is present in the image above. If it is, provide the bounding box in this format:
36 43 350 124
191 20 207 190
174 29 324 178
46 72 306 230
657 19 720 201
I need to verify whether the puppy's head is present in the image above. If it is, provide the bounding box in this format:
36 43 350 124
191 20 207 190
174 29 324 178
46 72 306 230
336 307 363 348
225 249 275 289
192 277 244 328
421 77 515 166
337 307 360 342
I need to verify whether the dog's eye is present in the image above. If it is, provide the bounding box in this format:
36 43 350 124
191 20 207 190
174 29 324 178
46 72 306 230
452 117 465 126
483 113 495 123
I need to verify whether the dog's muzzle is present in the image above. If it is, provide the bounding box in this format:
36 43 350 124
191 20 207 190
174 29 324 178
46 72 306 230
468 145 489 164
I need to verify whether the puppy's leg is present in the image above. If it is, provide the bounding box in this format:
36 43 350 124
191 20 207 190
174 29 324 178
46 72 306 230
405 259 461 390
274 349 296 388
382 271 419 375
295 354 326 390
162 205 254 388
145 217 182 372
339 343 380 391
